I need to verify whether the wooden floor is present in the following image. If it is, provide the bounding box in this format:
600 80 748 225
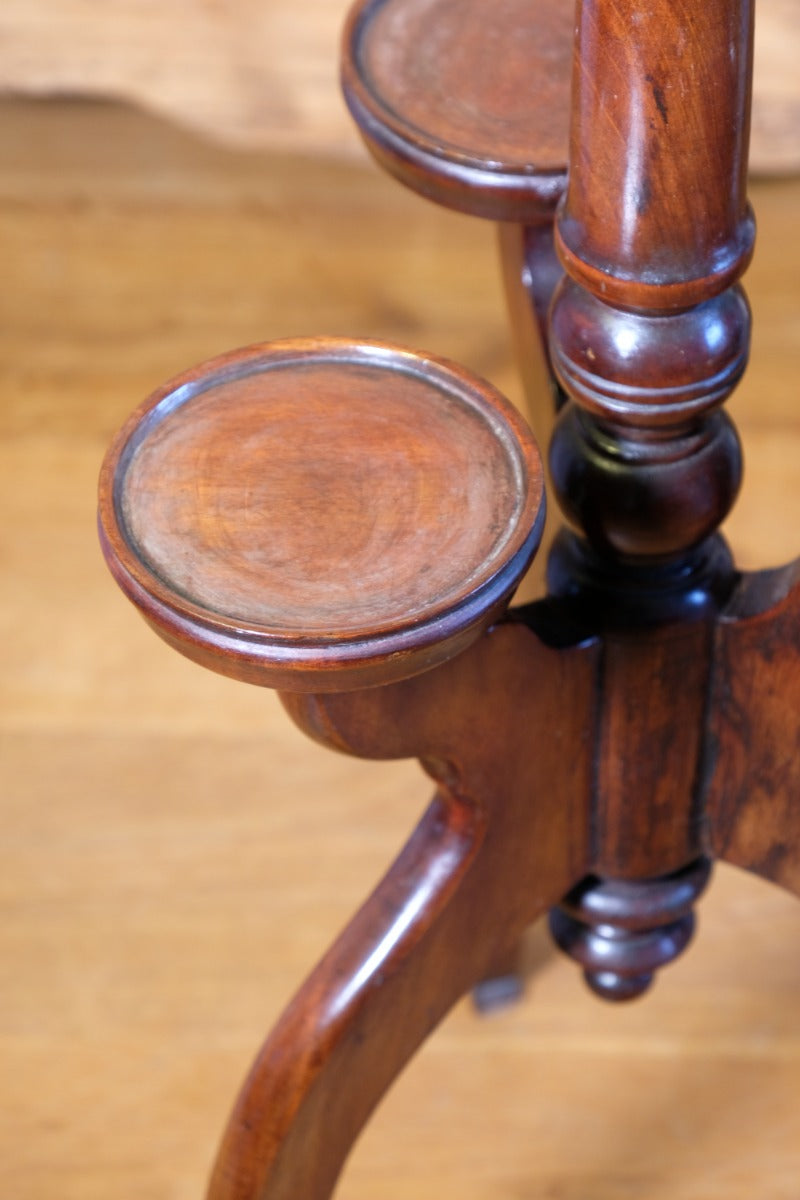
2 98 800 1199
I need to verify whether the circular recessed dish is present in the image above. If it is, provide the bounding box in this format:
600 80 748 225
342 0 572 220
99 337 545 692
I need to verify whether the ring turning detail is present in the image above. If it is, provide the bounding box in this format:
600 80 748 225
98 0 800 1196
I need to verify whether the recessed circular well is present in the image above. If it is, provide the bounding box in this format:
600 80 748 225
99 339 544 688
347 0 573 175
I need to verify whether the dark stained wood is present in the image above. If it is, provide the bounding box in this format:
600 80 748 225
592 624 714 878
498 220 565 413
98 337 545 693
704 561 800 897
0 0 796 173
545 0 754 853
497 219 565 593
550 858 713 1001
207 618 598 1200
8 72 800 1200
341 0 571 222
94 0 800 1191
556 0 755 311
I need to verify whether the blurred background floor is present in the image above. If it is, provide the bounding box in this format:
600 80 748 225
2 96 800 1199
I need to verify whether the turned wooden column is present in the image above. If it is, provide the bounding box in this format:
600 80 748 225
98 0 800 1192
545 0 755 996
551 0 753 577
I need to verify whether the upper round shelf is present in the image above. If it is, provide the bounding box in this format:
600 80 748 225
99 338 545 692
341 0 572 221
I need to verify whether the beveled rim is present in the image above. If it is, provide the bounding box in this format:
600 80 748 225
98 336 545 691
341 0 569 220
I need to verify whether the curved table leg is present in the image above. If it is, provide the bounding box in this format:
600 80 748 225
208 620 597 1200
207 788 576 1200
706 560 800 899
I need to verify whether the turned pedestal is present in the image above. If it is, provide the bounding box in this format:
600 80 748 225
98 0 800 1196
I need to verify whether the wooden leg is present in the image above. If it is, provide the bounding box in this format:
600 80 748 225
207 792 573 1200
706 561 800 899
497 219 565 424
208 620 597 1200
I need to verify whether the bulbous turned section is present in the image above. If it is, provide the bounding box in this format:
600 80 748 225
549 407 743 564
550 281 751 428
547 0 755 609
555 0 754 312
548 279 747 566
549 858 712 1001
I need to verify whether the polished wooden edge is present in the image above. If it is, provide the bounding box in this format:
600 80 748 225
703 557 800 897
342 82 566 220
717 554 800 624
206 617 597 1198
98 336 545 693
206 788 489 1200
341 0 567 221
549 281 752 428
98 516 541 693
555 206 757 311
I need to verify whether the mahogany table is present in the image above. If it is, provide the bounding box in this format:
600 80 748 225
98 0 800 1196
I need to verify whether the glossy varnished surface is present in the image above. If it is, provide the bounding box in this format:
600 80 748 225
210 620 598 1199
557 0 754 309
100 338 543 690
342 0 571 218
5 99 800 1200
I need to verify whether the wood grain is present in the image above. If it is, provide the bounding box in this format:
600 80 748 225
0 0 797 173
99 338 544 691
210 621 597 1198
3 97 800 1199
706 560 800 897
342 0 570 219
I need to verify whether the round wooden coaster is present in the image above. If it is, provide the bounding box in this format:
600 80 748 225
342 0 572 220
99 337 545 691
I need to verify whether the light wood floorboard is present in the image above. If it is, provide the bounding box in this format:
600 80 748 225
2 98 799 1199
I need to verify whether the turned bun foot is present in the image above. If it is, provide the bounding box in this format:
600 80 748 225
549 859 714 1002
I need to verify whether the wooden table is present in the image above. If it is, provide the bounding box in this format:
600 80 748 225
3 88 800 1197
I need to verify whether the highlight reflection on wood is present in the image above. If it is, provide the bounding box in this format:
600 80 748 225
96 0 800 1191
3 93 800 1200
0 0 797 171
